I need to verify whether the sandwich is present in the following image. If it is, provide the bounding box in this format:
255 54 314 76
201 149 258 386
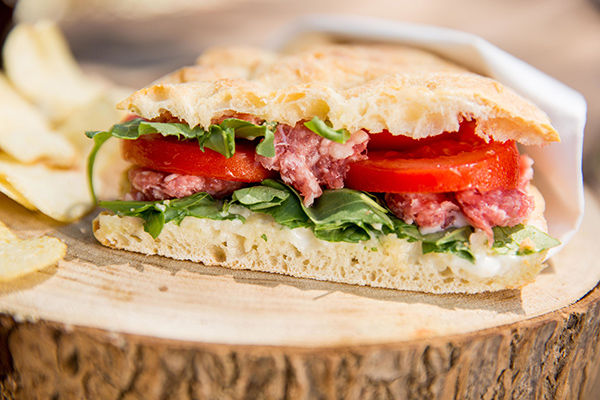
87 44 561 293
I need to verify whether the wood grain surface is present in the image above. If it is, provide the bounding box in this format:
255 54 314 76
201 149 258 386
2 284 600 399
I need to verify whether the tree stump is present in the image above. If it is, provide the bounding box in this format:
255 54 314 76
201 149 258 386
0 191 599 399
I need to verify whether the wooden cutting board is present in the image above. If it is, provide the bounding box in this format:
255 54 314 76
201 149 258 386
0 190 599 399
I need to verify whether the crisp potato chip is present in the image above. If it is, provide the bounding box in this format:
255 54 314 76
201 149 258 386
0 154 92 222
0 176 36 210
55 91 131 200
0 221 18 244
57 91 129 153
0 21 130 221
2 21 105 122
0 236 66 281
0 74 76 167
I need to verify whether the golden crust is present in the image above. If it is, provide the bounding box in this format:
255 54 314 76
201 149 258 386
118 44 559 144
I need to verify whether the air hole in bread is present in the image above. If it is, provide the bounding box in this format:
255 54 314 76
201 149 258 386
209 245 226 263
283 92 305 102
130 234 142 243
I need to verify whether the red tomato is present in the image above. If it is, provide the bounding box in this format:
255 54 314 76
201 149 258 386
367 120 481 151
346 137 520 193
122 134 274 182
121 114 140 123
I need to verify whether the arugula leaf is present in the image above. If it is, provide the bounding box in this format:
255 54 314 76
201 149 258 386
230 185 289 210
312 223 373 243
389 216 423 242
304 117 351 143
492 224 560 255
230 181 394 243
104 118 142 138
421 226 475 262
230 180 309 229
301 189 392 228
204 124 236 158
86 118 277 203
137 120 203 139
255 123 276 158
300 189 394 243
86 131 112 203
96 179 558 261
100 192 240 238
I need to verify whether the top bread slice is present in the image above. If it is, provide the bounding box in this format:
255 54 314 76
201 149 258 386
118 44 559 145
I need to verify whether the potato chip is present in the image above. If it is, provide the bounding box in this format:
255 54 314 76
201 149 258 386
0 221 18 244
0 74 76 167
56 91 129 153
0 154 92 222
0 176 36 210
2 21 105 122
0 21 130 222
0 236 66 281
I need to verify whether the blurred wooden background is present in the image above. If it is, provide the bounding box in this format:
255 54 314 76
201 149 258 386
11 0 600 186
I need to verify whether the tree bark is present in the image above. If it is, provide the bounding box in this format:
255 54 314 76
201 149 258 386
1 283 600 400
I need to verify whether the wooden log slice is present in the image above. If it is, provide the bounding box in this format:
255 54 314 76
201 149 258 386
0 191 599 399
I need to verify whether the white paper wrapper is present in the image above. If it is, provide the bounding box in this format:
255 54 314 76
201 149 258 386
270 16 586 257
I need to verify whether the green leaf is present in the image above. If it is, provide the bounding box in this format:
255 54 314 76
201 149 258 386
204 124 236 158
97 181 559 261
389 216 423 242
230 185 289 210
230 181 393 243
301 189 393 234
100 192 241 238
492 225 560 255
219 119 277 157
144 211 165 239
255 123 276 157
86 131 112 203
233 180 310 229
312 223 371 243
421 226 475 262
422 226 473 245
304 117 351 143
138 120 204 139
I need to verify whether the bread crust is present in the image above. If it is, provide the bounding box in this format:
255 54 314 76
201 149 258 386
118 44 559 145
92 186 549 294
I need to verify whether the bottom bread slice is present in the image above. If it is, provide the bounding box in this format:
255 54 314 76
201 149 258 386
93 209 547 294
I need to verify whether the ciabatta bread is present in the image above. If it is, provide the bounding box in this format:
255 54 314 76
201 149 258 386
118 44 558 144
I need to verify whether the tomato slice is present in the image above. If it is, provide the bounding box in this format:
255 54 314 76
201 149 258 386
346 136 520 193
122 134 274 182
367 120 481 151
